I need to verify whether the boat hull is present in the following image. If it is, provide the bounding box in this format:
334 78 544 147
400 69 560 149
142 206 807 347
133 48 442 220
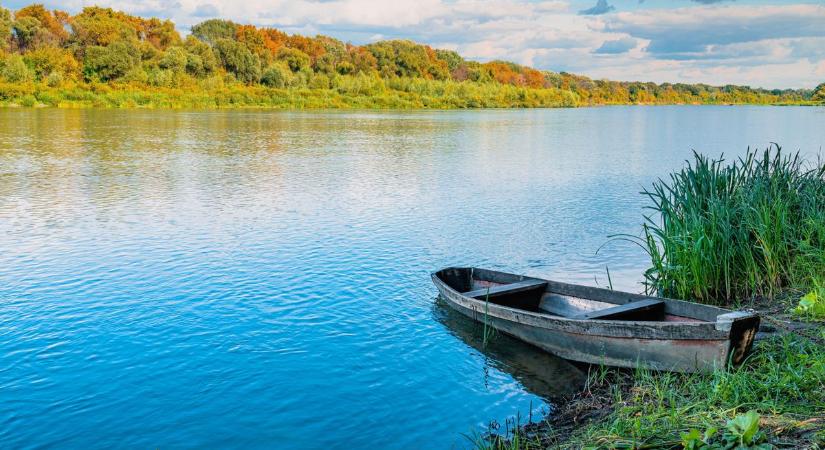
433 269 759 373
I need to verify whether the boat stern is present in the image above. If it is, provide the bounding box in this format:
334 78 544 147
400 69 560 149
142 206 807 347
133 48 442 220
716 311 761 365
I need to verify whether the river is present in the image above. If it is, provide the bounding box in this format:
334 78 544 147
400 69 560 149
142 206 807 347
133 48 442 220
1 106 823 449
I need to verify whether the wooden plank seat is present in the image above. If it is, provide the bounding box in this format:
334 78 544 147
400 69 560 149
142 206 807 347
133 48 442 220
573 299 665 321
463 279 548 299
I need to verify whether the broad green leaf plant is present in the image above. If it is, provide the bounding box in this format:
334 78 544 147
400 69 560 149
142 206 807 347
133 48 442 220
680 410 772 450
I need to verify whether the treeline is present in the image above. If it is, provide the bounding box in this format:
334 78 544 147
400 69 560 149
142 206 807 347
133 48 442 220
0 3 821 108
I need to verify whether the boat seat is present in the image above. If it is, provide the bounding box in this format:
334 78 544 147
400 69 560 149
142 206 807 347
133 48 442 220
573 299 665 321
463 279 548 299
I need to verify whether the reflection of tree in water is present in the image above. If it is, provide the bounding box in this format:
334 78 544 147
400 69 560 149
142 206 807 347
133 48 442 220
432 297 586 402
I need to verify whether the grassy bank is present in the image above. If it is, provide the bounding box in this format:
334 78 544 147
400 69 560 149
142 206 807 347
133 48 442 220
3 78 821 110
0 77 580 109
483 147 825 449
547 333 824 449
484 332 825 449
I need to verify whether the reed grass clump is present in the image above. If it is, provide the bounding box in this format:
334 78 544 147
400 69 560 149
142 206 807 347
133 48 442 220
638 145 825 305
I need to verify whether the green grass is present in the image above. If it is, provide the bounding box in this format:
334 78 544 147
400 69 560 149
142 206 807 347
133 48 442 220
562 334 825 449
631 145 825 305
477 334 825 449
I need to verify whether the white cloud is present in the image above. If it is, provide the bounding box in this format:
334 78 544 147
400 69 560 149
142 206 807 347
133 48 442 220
604 4 825 55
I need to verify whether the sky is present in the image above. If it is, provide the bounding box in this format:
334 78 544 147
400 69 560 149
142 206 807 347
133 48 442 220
3 0 825 89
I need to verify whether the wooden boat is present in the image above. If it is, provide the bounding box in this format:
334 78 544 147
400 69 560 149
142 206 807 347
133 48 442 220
432 267 760 373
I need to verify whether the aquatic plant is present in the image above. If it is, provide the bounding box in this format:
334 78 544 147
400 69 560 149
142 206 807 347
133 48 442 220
471 410 544 450
482 287 497 347
635 145 825 305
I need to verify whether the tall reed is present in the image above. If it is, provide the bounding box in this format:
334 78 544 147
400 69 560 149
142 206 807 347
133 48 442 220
637 145 825 305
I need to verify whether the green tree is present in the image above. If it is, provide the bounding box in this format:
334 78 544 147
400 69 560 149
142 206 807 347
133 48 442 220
159 47 187 72
13 16 45 51
23 46 79 79
1 54 32 82
813 83 825 102
213 38 260 83
191 19 237 46
261 62 292 88
0 1 811 109
83 40 141 81
365 40 447 79
70 7 140 47
183 36 217 76
435 49 463 73
464 61 492 83
276 47 310 73
0 7 13 51
335 61 354 75
313 35 346 74
366 40 413 77
347 46 377 74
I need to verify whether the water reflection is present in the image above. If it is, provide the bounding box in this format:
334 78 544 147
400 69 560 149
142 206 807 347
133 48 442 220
432 298 586 402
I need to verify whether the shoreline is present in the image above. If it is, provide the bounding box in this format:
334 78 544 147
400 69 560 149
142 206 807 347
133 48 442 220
1 83 820 110
1 99 820 110
482 304 825 449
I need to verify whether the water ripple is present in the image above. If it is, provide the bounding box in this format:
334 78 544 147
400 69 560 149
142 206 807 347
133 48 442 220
1 107 824 449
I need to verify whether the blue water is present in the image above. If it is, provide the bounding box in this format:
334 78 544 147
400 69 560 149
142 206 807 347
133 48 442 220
1 107 824 449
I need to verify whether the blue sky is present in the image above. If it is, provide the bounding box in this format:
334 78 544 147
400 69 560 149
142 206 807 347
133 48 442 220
3 0 825 88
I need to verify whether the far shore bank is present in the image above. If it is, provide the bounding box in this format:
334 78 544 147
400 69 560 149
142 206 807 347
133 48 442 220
1 82 822 110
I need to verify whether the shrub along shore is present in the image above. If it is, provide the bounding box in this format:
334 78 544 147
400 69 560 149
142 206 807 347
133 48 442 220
0 77 581 109
484 147 825 449
1 76 822 109
1 4 824 109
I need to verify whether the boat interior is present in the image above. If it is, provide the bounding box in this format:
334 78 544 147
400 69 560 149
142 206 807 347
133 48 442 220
436 267 715 323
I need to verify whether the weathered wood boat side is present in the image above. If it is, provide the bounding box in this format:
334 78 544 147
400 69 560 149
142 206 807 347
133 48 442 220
432 267 760 373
